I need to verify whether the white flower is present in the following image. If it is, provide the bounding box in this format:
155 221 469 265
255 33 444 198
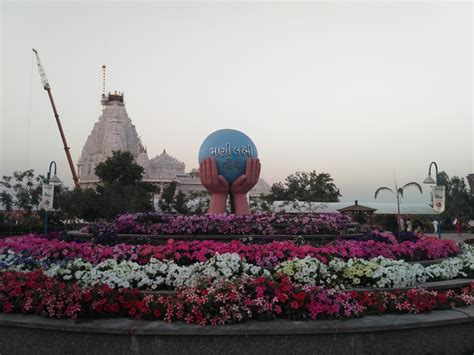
2 243 473 291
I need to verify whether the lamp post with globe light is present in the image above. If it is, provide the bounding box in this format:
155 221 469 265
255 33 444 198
43 161 62 234
423 161 443 238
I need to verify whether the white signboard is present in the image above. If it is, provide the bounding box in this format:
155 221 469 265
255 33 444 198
42 183 54 211
432 186 445 214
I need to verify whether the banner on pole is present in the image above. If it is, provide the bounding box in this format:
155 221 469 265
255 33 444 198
42 184 54 211
432 186 445 214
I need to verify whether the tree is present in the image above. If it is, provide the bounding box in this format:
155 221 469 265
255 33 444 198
172 191 189 214
265 171 341 203
374 181 423 215
186 190 210 215
436 171 473 226
56 187 100 221
158 182 177 212
250 194 271 213
0 170 45 234
0 170 44 213
155 184 191 214
58 151 156 220
95 151 156 219
95 151 144 185
97 182 155 219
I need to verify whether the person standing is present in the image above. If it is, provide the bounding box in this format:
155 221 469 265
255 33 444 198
398 215 405 232
406 219 413 232
432 220 439 234
456 217 462 236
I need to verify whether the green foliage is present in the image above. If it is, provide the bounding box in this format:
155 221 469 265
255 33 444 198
157 184 197 214
0 191 13 211
0 170 48 234
172 191 189 214
158 182 177 212
265 171 341 203
97 182 155 219
437 171 474 225
250 194 271 213
94 151 155 219
0 211 43 236
95 151 144 185
57 151 156 220
56 187 100 221
0 170 44 213
186 190 210 215
373 214 398 232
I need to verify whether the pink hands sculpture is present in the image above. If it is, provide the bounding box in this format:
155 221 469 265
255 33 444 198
199 157 261 215
199 158 229 214
230 157 261 215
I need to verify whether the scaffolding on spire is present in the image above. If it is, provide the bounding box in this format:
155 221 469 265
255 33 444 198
102 65 106 97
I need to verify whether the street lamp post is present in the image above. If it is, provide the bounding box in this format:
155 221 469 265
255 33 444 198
43 161 62 234
423 161 441 239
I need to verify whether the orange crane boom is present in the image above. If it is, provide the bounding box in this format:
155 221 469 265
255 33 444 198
32 49 80 188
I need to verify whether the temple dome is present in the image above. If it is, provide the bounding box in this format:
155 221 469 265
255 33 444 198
77 92 147 183
249 178 271 197
149 149 185 180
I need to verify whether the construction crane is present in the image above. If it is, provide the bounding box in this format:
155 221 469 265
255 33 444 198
32 49 80 188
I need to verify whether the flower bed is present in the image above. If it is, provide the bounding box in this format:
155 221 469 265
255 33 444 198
277 244 474 289
1 228 472 326
2 248 473 291
81 213 350 236
1 270 473 325
0 234 461 267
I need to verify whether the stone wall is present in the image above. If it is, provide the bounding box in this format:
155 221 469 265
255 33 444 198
1 306 473 355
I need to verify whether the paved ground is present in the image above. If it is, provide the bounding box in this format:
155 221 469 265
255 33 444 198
424 232 474 243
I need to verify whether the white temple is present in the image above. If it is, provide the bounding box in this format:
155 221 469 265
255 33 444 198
77 92 271 198
468 174 474 194
77 92 143 186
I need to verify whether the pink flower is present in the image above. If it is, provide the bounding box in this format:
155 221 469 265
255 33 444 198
290 301 300 309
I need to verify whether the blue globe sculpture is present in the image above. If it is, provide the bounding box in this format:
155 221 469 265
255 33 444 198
198 129 258 184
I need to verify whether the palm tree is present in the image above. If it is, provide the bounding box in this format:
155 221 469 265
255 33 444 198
375 181 423 215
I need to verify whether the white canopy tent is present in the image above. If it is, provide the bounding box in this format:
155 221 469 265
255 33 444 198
272 201 436 215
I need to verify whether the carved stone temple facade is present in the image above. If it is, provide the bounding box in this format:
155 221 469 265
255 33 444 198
468 174 474 194
77 92 270 199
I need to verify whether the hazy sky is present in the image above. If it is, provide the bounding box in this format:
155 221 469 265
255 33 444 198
1 1 472 204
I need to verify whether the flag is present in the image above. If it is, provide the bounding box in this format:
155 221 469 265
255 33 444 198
42 183 54 211
432 186 445 214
